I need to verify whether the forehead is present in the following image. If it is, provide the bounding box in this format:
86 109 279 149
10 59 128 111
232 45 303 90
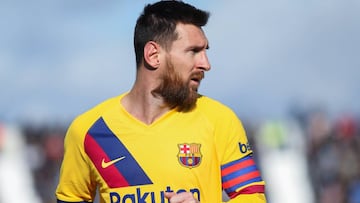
173 23 208 48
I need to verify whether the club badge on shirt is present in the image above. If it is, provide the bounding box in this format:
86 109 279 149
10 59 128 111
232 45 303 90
177 143 202 169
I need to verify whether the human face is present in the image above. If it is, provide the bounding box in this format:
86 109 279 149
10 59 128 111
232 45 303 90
152 23 211 111
167 23 211 90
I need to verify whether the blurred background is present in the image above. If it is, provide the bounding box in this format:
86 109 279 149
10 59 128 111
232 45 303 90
1 0 359 202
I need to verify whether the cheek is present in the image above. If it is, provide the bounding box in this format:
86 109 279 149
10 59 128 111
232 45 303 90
171 54 195 74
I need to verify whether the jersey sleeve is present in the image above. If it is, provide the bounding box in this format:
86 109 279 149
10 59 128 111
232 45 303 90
55 117 97 202
214 107 266 202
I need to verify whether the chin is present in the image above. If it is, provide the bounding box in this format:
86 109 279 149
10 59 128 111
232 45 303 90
190 85 199 92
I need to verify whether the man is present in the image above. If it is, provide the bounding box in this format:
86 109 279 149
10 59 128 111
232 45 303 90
55 1 266 202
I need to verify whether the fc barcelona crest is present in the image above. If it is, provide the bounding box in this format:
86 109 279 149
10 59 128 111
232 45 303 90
177 143 202 169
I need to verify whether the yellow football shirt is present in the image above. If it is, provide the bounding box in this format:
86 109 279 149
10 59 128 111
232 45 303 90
56 94 265 203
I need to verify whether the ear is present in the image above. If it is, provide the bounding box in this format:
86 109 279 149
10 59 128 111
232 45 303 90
144 41 160 69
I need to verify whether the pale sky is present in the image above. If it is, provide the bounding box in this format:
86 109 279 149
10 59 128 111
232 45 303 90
1 0 359 124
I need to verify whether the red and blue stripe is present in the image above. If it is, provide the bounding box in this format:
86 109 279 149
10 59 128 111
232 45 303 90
84 117 152 188
221 155 264 196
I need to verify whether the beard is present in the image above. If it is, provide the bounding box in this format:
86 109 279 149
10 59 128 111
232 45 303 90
151 59 203 112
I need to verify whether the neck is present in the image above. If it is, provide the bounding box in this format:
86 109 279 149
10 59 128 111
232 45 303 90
121 87 171 125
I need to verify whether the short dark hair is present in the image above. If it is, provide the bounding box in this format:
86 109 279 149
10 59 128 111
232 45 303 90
134 0 210 68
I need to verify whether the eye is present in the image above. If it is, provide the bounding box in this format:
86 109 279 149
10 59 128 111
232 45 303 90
187 46 206 55
191 48 202 54
191 49 196 53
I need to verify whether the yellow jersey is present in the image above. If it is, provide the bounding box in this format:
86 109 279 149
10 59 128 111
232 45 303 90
55 94 265 203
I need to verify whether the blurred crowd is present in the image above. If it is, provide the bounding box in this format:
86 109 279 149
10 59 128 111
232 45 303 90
0 109 359 203
251 109 360 203
306 111 360 203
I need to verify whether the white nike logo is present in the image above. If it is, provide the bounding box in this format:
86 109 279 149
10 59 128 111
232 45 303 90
101 156 126 169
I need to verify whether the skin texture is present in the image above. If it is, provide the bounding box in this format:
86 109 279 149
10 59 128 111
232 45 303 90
152 23 210 112
165 192 199 203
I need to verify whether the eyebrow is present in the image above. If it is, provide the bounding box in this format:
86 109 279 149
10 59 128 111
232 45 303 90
187 43 210 51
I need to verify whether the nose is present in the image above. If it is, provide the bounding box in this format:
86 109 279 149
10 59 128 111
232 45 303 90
198 51 211 71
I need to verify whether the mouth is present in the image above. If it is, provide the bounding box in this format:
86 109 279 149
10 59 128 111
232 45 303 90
191 78 201 83
190 72 204 84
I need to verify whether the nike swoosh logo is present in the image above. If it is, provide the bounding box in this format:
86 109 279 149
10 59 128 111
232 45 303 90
101 156 126 169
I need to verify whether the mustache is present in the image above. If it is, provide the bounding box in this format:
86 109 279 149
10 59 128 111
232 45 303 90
190 71 205 81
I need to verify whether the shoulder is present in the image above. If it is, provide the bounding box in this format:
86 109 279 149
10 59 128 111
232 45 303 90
77 95 122 122
194 95 242 129
66 94 124 140
196 95 238 119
